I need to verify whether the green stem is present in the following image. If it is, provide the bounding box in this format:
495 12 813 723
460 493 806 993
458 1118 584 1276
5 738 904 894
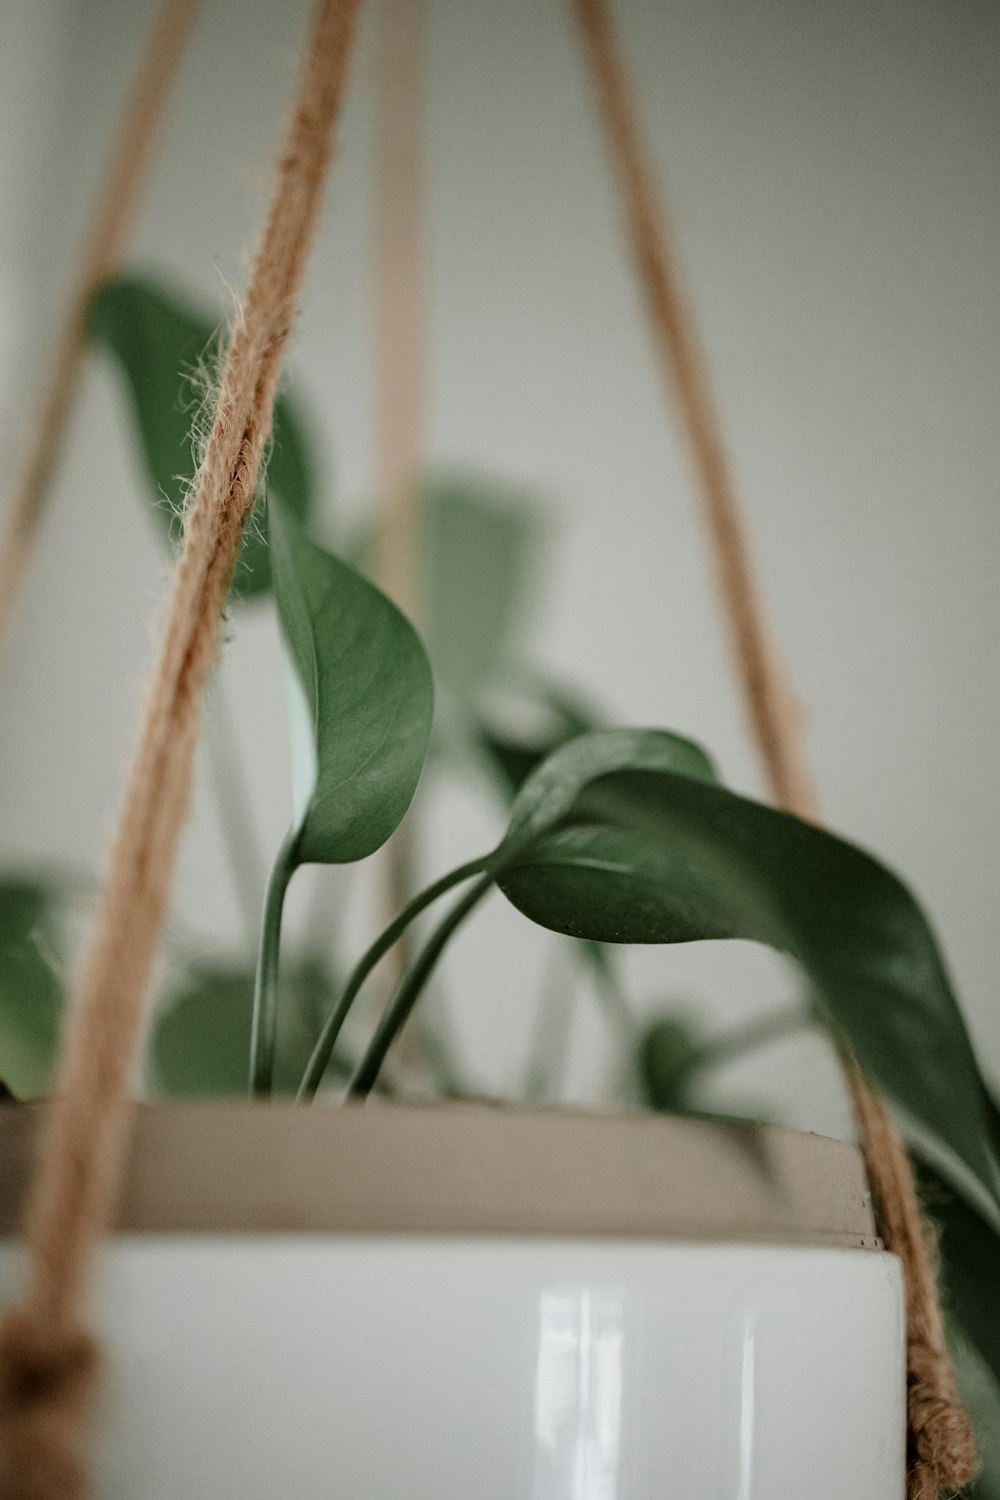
297 854 491 1101
250 829 300 1097
347 872 496 1099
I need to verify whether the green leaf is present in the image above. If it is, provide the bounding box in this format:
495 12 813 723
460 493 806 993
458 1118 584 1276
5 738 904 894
502 728 719 846
478 732 544 799
639 1015 706 1110
477 683 602 799
153 958 337 1097
270 506 434 865
501 824 743 944
0 878 64 1098
947 1321 1000 1499
494 729 1000 1210
348 477 540 704
421 479 540 702
86 273 313 600
916 1157 1000 1388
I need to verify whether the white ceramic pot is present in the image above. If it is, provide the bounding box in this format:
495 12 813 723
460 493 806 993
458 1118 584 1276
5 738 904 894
0 1104 905 1498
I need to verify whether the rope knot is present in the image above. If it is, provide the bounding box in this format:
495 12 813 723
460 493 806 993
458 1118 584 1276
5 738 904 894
0 1311 98 1499
906 1336 978 1495
0 1311 98 1417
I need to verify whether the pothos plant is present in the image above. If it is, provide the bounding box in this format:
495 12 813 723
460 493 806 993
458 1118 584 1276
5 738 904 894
1 272 999 1492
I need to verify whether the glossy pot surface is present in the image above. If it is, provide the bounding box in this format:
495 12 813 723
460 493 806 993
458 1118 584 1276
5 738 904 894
0 1103 905 1498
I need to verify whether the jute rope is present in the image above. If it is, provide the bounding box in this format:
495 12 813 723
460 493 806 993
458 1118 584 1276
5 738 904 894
0 0 203 662
567 0 977 1493
0 1 362 1493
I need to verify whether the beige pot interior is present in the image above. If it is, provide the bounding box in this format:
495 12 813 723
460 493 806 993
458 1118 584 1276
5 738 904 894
0 1102 880 1249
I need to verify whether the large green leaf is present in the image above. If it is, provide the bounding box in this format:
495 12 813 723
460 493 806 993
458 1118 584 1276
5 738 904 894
494 730 1000 1211
87 273 313 600
153 959 336 1097
270 506 434 865
0 878 64 1098
502 824 744 943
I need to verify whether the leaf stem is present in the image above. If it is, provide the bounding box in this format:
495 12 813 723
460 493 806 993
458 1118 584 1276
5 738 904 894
250 828 300 1097
297 853 491 1100
347 872 496 1099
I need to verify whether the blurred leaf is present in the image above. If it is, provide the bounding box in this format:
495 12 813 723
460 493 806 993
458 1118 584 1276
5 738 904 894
494 729 1000 1212
478 732 542 799
349 478 540 704
0 879 64 1098
477 683 601 798
153 957 337 1096
948 1321 1000 1499
422 479 539 702
87 273 313 600
270 506 433 865
916 1158 1000 1386
639 1016 706 1110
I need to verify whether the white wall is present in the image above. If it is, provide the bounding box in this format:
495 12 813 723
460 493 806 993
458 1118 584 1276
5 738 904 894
1 0 997 1129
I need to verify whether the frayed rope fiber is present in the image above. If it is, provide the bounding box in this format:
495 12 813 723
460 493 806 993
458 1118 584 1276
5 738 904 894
0 0 362 1493
568 0 978 1491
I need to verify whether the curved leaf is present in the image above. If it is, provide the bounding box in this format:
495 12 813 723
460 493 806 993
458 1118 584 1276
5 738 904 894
502 728 719 846
501 824 742 944
87 273 313 599
270 506 434 865
495 731 1000 1211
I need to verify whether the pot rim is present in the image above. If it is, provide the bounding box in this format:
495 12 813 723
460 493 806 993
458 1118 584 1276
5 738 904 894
0 1101 880 1249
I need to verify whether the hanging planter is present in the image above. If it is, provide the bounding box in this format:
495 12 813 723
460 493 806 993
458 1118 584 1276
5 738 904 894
0 0 996 1497
0 1102 905 1498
